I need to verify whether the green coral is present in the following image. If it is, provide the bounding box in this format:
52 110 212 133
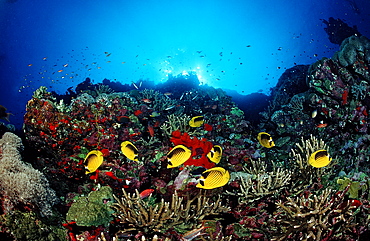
337 177 362 199
0 211 66 241
230 107 244 117
32 86 55 100
66 186 114 226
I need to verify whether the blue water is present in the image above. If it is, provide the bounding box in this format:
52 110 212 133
1 0 369 128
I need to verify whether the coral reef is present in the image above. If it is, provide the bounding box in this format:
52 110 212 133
7 34 370 240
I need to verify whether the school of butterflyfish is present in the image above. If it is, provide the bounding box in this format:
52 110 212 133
83 116 331 190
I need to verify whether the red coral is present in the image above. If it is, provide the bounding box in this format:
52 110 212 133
170 131 215 169
204 123 213 131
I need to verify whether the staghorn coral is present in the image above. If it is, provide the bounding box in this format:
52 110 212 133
160 114 200 137
112 189 229 237
289 135 334 191
228 159 292 203
0 132 57 216
274 187 359 241
138 89 178 112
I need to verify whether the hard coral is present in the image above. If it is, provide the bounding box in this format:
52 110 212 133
274 188 359 241
112 189 228 239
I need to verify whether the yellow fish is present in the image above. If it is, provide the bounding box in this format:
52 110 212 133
207 145 222 164
121 141 139 161
196 167 230 189
189 116 204 127
308 150 332 168
257 132 275 148
84 150 104 174
167 145 192 168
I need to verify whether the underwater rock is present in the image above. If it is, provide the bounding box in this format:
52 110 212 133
270 64 310 102
334 35 370 68
322 17 361 45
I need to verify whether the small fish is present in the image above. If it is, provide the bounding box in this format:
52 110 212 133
189 116 204 127
28 64 33 66
257 132 275 148
180 93 185 100
196 167 230 189
148 124 154 137
132 82 139 89
150 111 161 117
207 145 222 164
121 141 139 161
312 110 318 118
192 95 198 100
308 150 331 168
134 110 143 116
167 145 192 168
84 150 104 174
316 123 328 128
164 105 176 111
142 98 152 103
163 92 172 96
181 223 210 240
63 64 68 67
139 189 154 199
58 69 63 72
0 105 12 122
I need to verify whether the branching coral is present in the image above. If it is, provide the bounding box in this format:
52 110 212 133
138 89 177 112
289 135 334 191
274 187 359 241
228 159 292 203
160 114 200 137
112 189 229 237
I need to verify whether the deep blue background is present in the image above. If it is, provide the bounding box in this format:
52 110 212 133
1 0 369 128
